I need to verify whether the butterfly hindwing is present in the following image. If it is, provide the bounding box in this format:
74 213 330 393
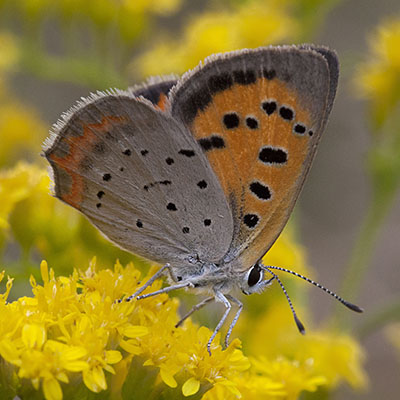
170 45 338 268
128 75 178 110
44 90 233 267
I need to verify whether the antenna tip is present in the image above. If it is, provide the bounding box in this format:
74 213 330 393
294 315 306 335
343 301 364 313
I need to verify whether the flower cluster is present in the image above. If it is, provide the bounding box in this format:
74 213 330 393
355 17 400 127
135 1 296 77
0 255 366 400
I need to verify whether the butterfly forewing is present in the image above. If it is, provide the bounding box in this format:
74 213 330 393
44 92 233 266
170 46 338 268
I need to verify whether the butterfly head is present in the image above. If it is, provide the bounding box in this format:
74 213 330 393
240 263 269 295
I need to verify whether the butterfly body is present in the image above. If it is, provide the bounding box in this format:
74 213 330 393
44 45 347 351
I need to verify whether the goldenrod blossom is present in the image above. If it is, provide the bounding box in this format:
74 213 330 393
355 17 400 127
0 255 367 399
135 2 295 76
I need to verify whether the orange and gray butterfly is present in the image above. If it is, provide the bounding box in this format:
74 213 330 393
43 45 337 278
43 88 234 268
170 45 338 270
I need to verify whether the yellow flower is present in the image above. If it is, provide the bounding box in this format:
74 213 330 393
0 258 254 399
0 102 46 167
355 17 400 126
252 356 327 400
0 32 19 76
123 0 182 15
299 332 367 389
0 163 44 230
135 2 295 77
0 255 368 399
242 301 367 394
0 164 134 273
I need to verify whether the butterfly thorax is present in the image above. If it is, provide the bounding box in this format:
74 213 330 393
168 257 261 295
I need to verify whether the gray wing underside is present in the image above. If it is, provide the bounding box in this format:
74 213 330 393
44 92 233 266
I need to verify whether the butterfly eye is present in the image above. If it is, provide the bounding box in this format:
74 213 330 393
247 265 262 287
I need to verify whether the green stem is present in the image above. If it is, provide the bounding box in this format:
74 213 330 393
336 189 395 326
357 299 400 339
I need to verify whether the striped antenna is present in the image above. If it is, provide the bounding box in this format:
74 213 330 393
265 268 306 334
262 264 363 313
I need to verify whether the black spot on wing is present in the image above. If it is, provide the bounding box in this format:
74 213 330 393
250 181 272 201
279 106 294 121
259 146 288 165
198 135 225 152
167 202 177 211
197 180 207 189
178 149 196 157
223 113 240 129
244 214 259 229
144 180 172 191
293 123 306 135
261 101 277 116
245 116 259 130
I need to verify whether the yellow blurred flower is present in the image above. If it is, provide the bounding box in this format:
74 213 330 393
243 302 367 392
135 1 295 76
0 163 133 272
0 163 44 230
251 356 327 400
0 32 19 75
356 17 400 126
123 0 182 15
0 102 46 167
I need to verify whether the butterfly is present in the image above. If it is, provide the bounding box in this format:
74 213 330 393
43 44 362 354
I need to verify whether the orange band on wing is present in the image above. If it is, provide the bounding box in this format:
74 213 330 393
49 115 128 208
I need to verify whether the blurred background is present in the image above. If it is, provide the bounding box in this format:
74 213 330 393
0 0 399 399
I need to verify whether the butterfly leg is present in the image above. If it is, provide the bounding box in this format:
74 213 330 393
207 291 232 356
126 263 171 301
224 295 243 348
136 281 194 300
175 297 214 328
